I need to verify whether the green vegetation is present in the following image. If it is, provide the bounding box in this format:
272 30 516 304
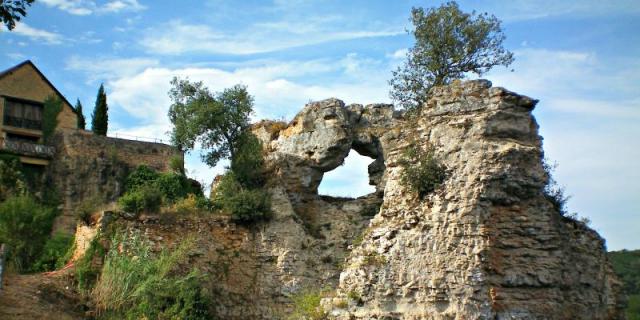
168 79 253 168
91 230 210 319
168 80 271 224
31 232 74 272
0 0 34 30
609 250 640 319
398 145 447 198
288 289 327 320
0 154 27 201
75 99 86 130
118 185 163 214
118 165 204 214
91 84 109 136
42 95 63 142
0 195 57 272
75 235 107 291
390 1 514 111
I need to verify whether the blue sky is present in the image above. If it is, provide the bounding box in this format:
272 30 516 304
1 0 638 250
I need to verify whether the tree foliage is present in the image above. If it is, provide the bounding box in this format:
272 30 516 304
91 84 109 136
168 78 253 167
390 1 514 111
75 99 86 130
42 95 63 142
0 0 34 30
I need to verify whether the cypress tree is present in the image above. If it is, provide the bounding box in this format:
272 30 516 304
91 84 108 136
75 99 86 130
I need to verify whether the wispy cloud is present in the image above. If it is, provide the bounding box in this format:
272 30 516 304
5 23 64 44
490 0 640 21
66 56 160 82
141 19 402 55
39 0 145 15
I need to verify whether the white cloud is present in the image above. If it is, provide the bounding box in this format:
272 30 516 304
6 23 64 44
318 150 376 197
141 20 402 55
95 53 393 191
66 56 160 82
40 0 145 15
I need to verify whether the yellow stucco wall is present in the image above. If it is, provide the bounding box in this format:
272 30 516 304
0 62 77 132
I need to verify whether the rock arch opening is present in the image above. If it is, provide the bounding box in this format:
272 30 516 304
317 149 377 198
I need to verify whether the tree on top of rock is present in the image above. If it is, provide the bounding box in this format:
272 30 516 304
91 84 108 136
390 1 514 112
168 78 253 168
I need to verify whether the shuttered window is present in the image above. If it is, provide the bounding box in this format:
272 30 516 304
3 98 43 130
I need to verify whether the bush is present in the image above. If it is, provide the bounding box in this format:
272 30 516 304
125 165 160 192
169 155 185 174
213 172 271 224
398 145 447 198
156 172 202 202
31 232 74 272
288 289 327 320
0 195 57 272
91 230 211 319
118 186 162 214
0 154 27 201
172 194 200 215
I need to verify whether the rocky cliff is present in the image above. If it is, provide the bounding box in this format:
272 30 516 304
91 80 623 319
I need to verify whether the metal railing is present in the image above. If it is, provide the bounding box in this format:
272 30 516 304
3 116 42 130
111 132 168 144
0 139 55 158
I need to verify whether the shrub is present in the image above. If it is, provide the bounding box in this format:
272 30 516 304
91 230 211 319
213 172 271 224
0 195 57 272
118 186 162 214
542 159 571 216
288 289 327 320
125 165 160 192
31 232 74 272
155 172 202 203
398 145 447 198
75 196 100 224
172 194 200 215
0 154 27 201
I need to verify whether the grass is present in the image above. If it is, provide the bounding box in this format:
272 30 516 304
91 229 211 319
288 289 327 320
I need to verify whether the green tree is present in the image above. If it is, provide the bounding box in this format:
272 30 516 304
75 99 86 130
91 84 109 136
168 78 253 167
0 0 34 30
390 1 514 111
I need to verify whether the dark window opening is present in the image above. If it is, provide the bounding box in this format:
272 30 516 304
3 98 44 130
6 132 39 143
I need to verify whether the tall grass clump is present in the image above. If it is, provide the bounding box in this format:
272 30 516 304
91 229 210 319
288 289 327 320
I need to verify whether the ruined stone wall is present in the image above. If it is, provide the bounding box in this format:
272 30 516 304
49 129 182 233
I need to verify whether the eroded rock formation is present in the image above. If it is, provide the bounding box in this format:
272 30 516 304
252 79 623 319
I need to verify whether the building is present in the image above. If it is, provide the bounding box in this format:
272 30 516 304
0 60 79 167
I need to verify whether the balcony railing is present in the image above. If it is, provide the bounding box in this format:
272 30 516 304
3 116 42 131
0 139 55 158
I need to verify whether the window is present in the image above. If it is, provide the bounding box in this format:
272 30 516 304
3 97 43 130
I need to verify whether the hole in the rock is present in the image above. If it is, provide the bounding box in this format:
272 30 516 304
318 150 376 198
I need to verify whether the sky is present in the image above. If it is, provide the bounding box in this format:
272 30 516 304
0 0 638 250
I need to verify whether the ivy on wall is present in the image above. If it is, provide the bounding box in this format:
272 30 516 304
42 95 63 142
